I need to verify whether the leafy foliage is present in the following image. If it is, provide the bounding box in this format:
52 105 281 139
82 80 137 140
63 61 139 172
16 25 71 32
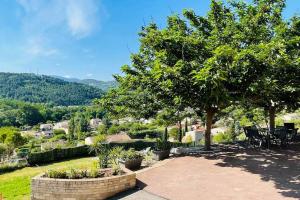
99 0 299 150
0 98 81 127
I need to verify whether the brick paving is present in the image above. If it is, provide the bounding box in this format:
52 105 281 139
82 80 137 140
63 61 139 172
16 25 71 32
136 148 300 200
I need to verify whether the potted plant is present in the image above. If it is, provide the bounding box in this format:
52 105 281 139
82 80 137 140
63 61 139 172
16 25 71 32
153 138 171 161
118 148 143 170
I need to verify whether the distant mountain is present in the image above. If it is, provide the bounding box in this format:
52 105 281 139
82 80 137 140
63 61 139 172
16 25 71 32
0 73 104 106
52 76 117 92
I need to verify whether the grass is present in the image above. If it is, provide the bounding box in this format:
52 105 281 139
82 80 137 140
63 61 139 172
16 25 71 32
0 157 96 200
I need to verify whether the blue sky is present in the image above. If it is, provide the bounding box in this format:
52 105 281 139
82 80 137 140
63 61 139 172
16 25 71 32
0 0 299 81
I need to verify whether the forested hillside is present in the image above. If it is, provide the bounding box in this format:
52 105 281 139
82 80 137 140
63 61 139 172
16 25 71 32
52 76 117 91
0 73 103 106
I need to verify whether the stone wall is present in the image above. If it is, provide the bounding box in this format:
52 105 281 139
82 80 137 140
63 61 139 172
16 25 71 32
31 169 136 200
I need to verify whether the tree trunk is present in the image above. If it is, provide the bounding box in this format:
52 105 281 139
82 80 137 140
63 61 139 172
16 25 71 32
179 121 182 142
269 106 276 134
205 108 215 150
185 118 188 133
164 126 168 141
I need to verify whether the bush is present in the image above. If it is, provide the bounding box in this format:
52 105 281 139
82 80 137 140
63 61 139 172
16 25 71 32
168 127 179 140
107 122 158 136
53 129 66 135
0 143 7 159
109 140 156 150
237 133 247 141
128 129 162 139
28 145 91 165
44 168 120 179
0 163 27 174
213 132 233 144
120 148 143 161
155 139 171 151
45 169 67 179
49 134 67 142
107 124 126 134
184 135 193 144
129 123 149 132
97 124 108 135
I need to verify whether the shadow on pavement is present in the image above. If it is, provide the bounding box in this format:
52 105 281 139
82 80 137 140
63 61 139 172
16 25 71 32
203 143 300 199
108 181 167 200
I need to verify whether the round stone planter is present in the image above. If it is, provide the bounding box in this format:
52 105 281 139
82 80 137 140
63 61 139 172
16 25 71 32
119 158 143 170
153 149 170 161
31 168 136 200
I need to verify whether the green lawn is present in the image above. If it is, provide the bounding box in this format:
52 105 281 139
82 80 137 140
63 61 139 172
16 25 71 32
0 157 96 200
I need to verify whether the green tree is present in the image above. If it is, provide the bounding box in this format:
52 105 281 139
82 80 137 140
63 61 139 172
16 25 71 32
5 132 26 148
0 143 7 161
68 117 75 141
156 108 178 141
16 104 43 126
232 0 300 132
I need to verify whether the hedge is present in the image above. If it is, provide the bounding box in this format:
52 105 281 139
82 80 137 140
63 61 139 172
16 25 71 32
0 163 27 174
109 140 186 150
128 129 163 139
28 145 91 165
27 140 187 165
109 140 156 150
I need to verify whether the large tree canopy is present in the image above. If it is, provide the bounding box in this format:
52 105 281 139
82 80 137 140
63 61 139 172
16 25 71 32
100 0 299 149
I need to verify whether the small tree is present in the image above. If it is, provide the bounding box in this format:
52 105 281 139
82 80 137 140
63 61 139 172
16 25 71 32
0 143 7 161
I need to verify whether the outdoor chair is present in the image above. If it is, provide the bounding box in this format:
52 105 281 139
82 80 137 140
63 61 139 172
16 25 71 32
272 127 291 147
284 123 298 141
243 126 264 148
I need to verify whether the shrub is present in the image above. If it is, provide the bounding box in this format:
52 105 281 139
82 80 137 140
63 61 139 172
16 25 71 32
53 129 66 135
129 123 148 132
0 143 7 159
0 162 27 174
155 139 171 151
128 129 162 139
97 124 108 135
45 169 67 179
108 146 124 166
237 133 247 141
169 127 179 140
16 147 30 158
49 134 67 142
213 132 233 144
109 140 156 150
184 135 193 143
107 124 124 134
120 148 143 161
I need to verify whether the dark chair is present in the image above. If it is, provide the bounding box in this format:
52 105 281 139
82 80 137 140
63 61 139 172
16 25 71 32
273 127 290 147
243 126 264 148
284 123 295 130
284 123 298 141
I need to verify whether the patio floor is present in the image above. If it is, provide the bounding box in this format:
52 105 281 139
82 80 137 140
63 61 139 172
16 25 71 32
135 145 300 200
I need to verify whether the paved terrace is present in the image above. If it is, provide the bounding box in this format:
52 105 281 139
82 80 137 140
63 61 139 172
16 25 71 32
112 144 300 200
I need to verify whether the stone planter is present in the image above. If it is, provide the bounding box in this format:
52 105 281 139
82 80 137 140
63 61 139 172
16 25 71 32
153 149 170 161
119 158 143 170
31 168 136 200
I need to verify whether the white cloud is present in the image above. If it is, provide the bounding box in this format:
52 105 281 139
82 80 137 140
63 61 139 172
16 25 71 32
86 73 93 77
25 37 59 57
17 0 104 38
63 75 71 78
66 0 98 38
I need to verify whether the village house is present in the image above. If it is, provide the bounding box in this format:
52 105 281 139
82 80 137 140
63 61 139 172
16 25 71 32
89 118 102 129
53 120 69 134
